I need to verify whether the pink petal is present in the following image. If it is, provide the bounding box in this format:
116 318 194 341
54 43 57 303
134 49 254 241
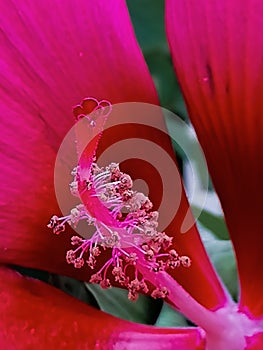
0 266 206 350
166 0 263 316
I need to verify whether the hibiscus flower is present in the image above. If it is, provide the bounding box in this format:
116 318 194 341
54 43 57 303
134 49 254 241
0 0 262 349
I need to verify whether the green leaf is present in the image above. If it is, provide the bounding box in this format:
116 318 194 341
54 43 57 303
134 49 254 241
127 0 167 53
155 302 188 327
85 284 162 325
127 0 188 119
198 224 238 300
193 205 230 240
145 52 187 117
205 239 238 300
13 265 49 283
49 275 99 308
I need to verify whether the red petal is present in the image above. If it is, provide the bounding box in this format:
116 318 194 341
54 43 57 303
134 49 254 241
166 0 263 316
0 266 206 350
0 2 157 277
0 0 227 311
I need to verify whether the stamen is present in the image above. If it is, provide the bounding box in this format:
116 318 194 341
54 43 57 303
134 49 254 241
49 98 191 301
151 287 169 299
